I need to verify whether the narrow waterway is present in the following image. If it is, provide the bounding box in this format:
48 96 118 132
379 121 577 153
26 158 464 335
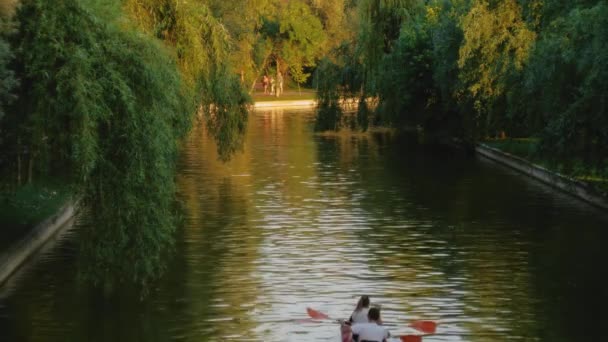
1 108 607 341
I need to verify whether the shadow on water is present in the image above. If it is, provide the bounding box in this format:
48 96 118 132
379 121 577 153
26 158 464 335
314 129 608 341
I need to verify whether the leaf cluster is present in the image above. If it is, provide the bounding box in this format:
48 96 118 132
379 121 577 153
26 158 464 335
0 28 17 122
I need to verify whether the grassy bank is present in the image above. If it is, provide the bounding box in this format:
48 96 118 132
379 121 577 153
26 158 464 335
484 138 539 160
483 138 608 194
0 180 72 250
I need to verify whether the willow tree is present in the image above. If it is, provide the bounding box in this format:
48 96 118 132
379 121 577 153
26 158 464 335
424 0 470 139
374 2 437 127
125 0 250 160
306 0 354 55
313 0 422 131
356 0 420 94
520 1 608 175
255 0 326 91
314 57 344 131
204 0 274 90
458 0 536 139
10 0 193 292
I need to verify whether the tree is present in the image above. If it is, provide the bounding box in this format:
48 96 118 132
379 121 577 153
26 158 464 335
521 1 608 172
9 0 193 291
313 0 421 131
125 0 250 160
375 4 433 126
306 0 353 54
356 0 420 94
257 1 326 88
204 0 274 88
0 27 17 122
426 0 470 140
458 0 536 138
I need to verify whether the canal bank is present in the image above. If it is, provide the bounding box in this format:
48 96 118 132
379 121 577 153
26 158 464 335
476 143 608 210
0 201 77 286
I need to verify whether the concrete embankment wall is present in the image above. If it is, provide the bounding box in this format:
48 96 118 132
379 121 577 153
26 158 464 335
476 144 608 210
0 202 77 286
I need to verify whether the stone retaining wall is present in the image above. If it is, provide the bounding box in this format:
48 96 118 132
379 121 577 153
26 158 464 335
476 144 608 210
0 202 77 286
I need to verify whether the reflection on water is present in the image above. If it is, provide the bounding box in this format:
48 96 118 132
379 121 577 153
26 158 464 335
1 108 607 341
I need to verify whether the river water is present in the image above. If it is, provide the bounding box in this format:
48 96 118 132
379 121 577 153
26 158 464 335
1 108 607 341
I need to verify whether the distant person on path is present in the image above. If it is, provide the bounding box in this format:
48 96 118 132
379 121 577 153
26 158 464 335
262 74 269 94
277 71 284 97
270 76 276 95
351 307 390 342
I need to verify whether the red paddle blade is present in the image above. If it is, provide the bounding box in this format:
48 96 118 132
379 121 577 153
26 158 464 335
410 320 437 334
306 307 330 320
400 335 422 342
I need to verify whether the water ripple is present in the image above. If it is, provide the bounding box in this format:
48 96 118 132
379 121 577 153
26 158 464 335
1 109 608 341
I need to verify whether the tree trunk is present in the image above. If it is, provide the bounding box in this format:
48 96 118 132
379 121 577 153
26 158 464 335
249 54 272 94
276 59 280 97
17 136 21 186
28 153 34 184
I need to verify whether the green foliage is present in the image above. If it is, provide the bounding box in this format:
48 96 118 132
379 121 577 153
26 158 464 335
458 0 535 99
356 0 420 94
0 179 71 234
314 0 608 181
427 1 464 106
314 0 422 131
313 41 368 132
306 0 352 50
483 138 539 160
376 9 433 126
125 0 251 160
281 1 326 70
258 0 326 85
9 0 193 291
203 0 273 87
458 0 536 138
426 1 471 140
0 28 17 121
523 2 608 171
314 58 343 131
203 66 250 162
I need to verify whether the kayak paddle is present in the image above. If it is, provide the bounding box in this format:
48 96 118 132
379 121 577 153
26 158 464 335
305 307 437 334
409 320 436 334
400 336 422 342
307 307 332 320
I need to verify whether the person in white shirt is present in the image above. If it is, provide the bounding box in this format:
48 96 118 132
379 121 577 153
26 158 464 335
351 307 390 342
350 295 371 324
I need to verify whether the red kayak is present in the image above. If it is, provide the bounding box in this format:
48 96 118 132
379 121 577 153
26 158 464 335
341 323 424 342
340 322 353 342
305 307 433 342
